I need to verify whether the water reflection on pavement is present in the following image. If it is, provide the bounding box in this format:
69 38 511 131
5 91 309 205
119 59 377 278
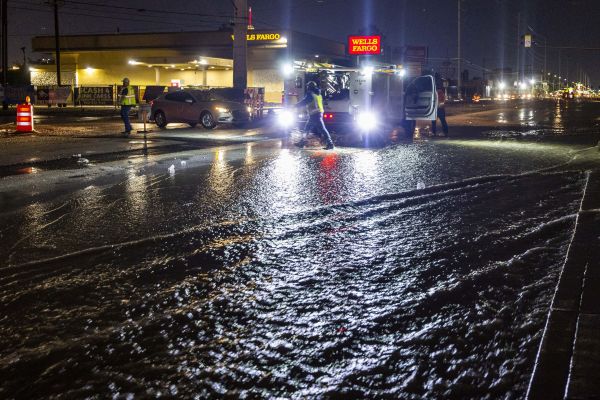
0 139 589 398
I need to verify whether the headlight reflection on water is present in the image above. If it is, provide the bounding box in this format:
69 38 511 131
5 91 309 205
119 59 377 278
208 149 234 197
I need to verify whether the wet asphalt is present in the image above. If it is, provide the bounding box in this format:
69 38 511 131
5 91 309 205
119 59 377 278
1 99 600 398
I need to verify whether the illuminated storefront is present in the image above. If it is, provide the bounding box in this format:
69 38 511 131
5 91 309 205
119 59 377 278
31 30 347 103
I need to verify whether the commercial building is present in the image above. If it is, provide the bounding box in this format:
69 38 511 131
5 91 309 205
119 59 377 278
30 30 348 103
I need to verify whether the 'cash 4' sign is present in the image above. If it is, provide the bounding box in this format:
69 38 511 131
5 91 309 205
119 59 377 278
348 35 381 55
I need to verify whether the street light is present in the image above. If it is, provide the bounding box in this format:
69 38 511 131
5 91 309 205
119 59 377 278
281 63 294 77
361 65 375 76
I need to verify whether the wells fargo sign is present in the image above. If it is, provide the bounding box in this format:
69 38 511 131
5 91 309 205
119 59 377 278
231 33 282 41
348 35 382 55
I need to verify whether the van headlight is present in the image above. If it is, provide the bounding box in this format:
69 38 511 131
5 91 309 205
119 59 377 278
277 109 296 127
355 111 377 131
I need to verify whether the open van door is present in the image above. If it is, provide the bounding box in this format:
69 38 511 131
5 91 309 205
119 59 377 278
404 75 437 121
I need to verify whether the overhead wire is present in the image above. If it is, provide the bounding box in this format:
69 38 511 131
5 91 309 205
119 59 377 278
10 1 230 32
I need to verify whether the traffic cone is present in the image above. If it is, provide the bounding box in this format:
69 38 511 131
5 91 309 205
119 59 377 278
16 96 35 133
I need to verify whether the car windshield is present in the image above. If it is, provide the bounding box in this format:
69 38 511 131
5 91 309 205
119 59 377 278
189 90 213 102
188 88 245 103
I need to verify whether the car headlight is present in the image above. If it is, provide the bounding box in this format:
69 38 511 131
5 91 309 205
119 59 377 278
355 111 377 131
215 107 230 113
277 109 296 127
246 106 252 113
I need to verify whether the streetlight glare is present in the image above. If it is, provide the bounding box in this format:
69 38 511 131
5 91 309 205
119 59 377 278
282 63 295 77
361 65 374 76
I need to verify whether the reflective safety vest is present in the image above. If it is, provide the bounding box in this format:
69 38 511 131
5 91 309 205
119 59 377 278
306 92 324 115
120 86 137 106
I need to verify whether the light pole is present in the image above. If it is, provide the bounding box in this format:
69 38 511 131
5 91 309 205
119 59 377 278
52 0 62 86
457 0 461 100
233 0 248 89
1 0 7 88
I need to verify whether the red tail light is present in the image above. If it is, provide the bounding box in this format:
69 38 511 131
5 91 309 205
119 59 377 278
323 113 334 120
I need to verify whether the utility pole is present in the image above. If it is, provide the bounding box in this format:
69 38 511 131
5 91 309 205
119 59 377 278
544 39 547 78
516 12 520 83
233 0 247 89
558 49 561 79
1 0 7 88
53 0 61 86
457 0 461 99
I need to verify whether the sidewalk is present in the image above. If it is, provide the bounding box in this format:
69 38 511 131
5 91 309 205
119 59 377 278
527 170 600 399
0 133 182 168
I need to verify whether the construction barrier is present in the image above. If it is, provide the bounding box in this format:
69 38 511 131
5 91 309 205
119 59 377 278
16 96 34 133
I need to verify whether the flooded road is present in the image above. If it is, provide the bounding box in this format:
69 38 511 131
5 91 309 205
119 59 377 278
0 100 598 398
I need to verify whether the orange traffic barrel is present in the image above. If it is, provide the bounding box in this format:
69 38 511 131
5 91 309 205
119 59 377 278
16 96 34 133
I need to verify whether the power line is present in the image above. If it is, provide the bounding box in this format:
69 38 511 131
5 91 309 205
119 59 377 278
9 4 226 30
63 0 238 20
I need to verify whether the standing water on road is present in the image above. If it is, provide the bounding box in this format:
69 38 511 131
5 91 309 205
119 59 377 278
0 140 588 398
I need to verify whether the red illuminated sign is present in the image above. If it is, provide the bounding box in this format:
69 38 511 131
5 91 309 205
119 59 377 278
348 35 382 55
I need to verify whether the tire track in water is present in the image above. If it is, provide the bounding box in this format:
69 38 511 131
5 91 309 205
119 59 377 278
0 170 580 302
0 168 587 398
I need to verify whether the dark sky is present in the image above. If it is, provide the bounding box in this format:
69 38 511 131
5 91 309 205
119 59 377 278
7 0 600 85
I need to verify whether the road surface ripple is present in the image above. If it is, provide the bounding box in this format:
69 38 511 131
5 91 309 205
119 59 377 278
0 140 586 398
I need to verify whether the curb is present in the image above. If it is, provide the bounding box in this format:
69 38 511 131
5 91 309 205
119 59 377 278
527 171 600 399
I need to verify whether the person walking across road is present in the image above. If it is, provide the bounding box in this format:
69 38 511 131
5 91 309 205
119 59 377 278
432 76 449 137
295 81 335 150
119 77 137 136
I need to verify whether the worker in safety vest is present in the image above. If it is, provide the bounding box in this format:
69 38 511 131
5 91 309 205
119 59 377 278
119 77 137 135
432 76 449 137
295 81 334 150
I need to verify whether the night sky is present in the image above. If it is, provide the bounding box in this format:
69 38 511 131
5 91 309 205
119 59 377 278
7 0 600 85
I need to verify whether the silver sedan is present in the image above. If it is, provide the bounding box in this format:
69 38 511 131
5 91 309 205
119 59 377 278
151 89 250 129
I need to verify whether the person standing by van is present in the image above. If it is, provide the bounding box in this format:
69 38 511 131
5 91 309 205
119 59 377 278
432 76 449 137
